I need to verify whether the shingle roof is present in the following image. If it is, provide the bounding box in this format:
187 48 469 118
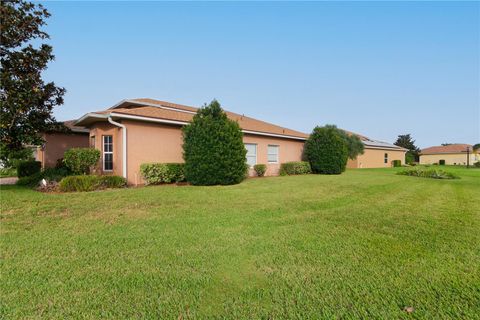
421 144 472 154
82 98 309 139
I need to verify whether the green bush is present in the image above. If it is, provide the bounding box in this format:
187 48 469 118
474 161 480 168
0 167 17 178
16 167 73 188
253 164 267 177
63 148 100 175
397 168 459 179
59 175 126 192
17 160 41 177
140 163 185 184
439 160 446 165
16 172 44 187
182 100 247 185
392 160 402 167
305 125 348 174
280 161 312 176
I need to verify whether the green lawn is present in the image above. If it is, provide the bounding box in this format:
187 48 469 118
1 167 479 319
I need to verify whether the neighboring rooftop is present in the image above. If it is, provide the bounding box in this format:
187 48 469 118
63 120 89 133
421 144 473 154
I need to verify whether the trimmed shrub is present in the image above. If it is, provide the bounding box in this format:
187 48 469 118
397 168 459 179
439 159 446 165
474 161 480 168
253 164 267 177
16 172 44 187
59 175 126 192
305 125 348 174
63 148 100 175
392 160 402 167
182 100 247 185
17 160 41 177
140 163 185 184
280 161 312 176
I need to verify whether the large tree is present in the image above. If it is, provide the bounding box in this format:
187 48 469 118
339 130 364 160
394 134 420 163
0 0 65 151
182 100 247 185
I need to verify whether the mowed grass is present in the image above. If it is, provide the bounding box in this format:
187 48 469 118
1 167 479 319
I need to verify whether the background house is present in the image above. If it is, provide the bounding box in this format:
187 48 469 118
346 135 407 168
419 144 478 165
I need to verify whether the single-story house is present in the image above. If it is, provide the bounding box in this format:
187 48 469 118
347 135 407 168
419 144 478 165
73 98 407 185
75 99 308 185
34 120 90 168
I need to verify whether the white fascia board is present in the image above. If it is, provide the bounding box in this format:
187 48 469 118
74 113 109 126
108 99 197 115
242 130 307 141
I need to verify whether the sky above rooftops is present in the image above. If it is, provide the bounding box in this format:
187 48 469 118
41 1 479 148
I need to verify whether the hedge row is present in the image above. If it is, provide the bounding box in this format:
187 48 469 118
140 163 185 184
280 161 312 176
59 175 126 192
397 168 459 179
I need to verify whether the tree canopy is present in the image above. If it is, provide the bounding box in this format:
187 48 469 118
305 125 349 174
394 134 419 163
0 0 65 151
182 100 247 185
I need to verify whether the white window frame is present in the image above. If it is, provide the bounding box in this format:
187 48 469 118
267 145 279 164
103 135 113 172
245 143 257 167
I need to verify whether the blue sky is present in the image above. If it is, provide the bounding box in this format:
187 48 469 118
41 1 479 148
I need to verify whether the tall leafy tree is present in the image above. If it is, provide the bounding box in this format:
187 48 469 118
339 130 364 160
394 134 420 163
0 0 65 151
182 100 247 185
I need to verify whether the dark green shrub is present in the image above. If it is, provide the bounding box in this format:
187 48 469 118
17 160 41 177
16 172 44 187
42 167 72 182
474 161 480 168
63 148 100 175
439 159 446 165
140 163 185 184
253 164 267 177
397 168 459 179
305 125 348 174
59 175 126 192
182 100 247 185
279 161 312 176
392 160 402 167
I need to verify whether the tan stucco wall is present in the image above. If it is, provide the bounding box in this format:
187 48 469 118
419 153 478 165
347 148 406 168
88 120 306 185
39 133 89 168
89 122 123 176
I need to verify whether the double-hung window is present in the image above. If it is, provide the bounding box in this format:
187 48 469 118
384 153 388 164
245 143 257 167
267 145 279 163
103 135 113 171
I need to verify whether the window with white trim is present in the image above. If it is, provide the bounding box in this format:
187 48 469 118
384 153 388 164
267 145 279 163
103 135 113 171
245 143 257 167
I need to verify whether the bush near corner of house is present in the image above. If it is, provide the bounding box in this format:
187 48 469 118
253 164 267 177
140 163 185 184
63 148 101 175
304 125 349 174
16 160 41 178
474 161 480 168
397 168 459 179
439 159 446 166
59 175 126 192
392 160 402 167
279 161 312 176
182 100 247 185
